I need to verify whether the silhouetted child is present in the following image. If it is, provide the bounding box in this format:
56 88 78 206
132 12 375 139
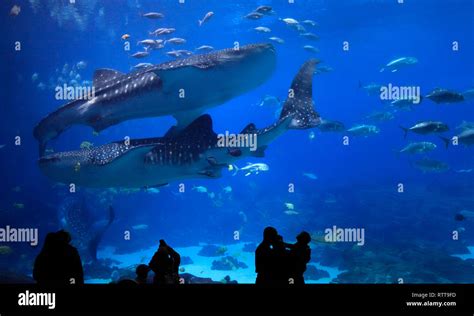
135 264 151 284
255 226 278 285
287 231 311 285
33 230 84 285
149 239 180 285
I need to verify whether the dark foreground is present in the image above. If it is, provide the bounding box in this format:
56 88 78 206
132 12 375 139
0 284 473 315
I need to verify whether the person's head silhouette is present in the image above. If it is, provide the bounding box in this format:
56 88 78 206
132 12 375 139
263 226 278 243
296 231 311 245
56 230 72 244
136 264 150 283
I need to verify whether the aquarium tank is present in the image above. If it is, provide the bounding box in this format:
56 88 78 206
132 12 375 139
0 0 473 313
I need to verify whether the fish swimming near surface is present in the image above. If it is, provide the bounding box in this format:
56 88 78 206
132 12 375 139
455 210 474 221
193 186 208 193
426 88 464 104
198 11 214 26
413 158 449 173
231 163 269 177
131 51 150 59
462 88 474 100
303 172 318 180
300 33 319 41
399 142 436 154
196 45 214 51
33 43 277 156
254 26 271 33
133 63 153 70
440 129 474 148
142 12 164 19
281 18 299 25
366 111 394 122
456 121 474 131
359 82 382 96
269 37 284 44
245 12 264 20
150 28 176 36
400 121 449 138
390 97 422 110
131 224 149 230
347 124 380 137
255 6 273 15
38 60 321 188
303 45 319 53
317 119 345 132
58 198 115 261
165 37 186 45
301 20 317 27
380 57 418 72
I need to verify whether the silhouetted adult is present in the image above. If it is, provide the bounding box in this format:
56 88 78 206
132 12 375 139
255 226 278 285
149 239 180 285
273 234 291 285
33 230 84 285
287 231 311 285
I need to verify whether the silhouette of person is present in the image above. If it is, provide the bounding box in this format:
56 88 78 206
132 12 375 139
135 264 151 284
33 230 84 285
149 239 180 285
255 226 278 285
273 234 291 285
287 231 312 285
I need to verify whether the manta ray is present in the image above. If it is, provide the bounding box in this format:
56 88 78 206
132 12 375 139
38 59 321 188
34 43 276 156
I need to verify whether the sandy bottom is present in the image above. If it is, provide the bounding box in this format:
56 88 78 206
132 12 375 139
452 246 474 260
89 242 343 284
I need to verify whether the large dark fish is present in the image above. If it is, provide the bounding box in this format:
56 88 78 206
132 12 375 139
58 198 115 261
34 43 276 156
38 60 321 188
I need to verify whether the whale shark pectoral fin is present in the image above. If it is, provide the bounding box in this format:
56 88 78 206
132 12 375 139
93 68 125 89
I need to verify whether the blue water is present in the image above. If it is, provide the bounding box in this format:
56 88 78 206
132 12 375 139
1 0 474 283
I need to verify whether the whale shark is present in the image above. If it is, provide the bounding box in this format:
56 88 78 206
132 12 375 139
38 59 321 188
58 197 115 261
34 43 276 156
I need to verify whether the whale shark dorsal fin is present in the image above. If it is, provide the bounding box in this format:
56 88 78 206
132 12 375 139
93 68 125 88
241 123 257 134
176 114 216 138
279 59 321 129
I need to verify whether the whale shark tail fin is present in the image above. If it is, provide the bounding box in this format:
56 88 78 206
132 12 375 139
279 59 321 130
88 205 115 261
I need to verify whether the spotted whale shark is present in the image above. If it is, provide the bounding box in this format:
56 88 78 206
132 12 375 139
38 60 321 188
58 197 115 261
34 43 276 156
